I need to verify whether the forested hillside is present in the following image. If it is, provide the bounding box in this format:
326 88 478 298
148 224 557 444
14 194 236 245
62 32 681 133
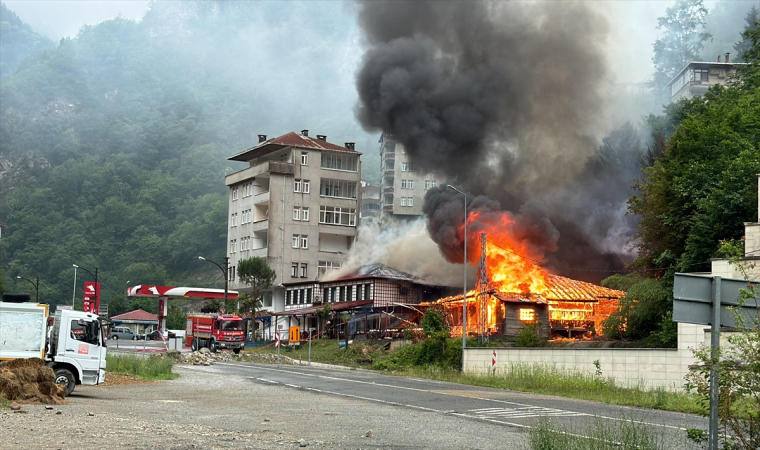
0 1 377 307
0 3 53 78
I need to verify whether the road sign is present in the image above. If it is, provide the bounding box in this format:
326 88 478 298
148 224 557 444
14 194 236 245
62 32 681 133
673 273 759 450
289 326 301 343
673 273 759 327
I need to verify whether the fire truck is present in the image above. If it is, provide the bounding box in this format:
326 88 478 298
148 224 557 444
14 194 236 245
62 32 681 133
186 314 245 354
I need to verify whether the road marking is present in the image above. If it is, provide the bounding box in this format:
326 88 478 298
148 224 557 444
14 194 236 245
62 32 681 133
213 363 695 432
467 406 580 419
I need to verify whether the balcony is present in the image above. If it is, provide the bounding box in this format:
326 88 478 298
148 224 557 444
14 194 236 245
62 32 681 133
383 187 394 194
226 161 293 186
384 170 395 178
254 190 270 204
383 205 394 212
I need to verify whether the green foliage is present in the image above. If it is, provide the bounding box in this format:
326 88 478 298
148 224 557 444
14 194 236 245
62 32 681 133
420 308 447 336
601 273 644 292
128 297 158 315
106 296 130 318
514 324 547 347
602 278 674 344
105 354 178 380
0 4 54 78
204 300 222 313
529 416 676 450
237 257 275 314
166 303 187 330
373 336 462 371
651 0 711 90
631 40 760 274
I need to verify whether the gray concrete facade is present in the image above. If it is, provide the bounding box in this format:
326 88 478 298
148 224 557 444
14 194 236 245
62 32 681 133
225 131 361 315
379 133 440 220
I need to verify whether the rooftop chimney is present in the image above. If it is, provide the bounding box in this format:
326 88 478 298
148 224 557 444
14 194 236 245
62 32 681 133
301 130 309 136
258 134 267 143
726 53 730 64
345 142 355 150
316 135 327 141
718 55 722 62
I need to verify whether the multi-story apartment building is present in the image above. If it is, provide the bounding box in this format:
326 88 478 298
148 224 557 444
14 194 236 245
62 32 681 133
379 133 439 221
667 54 748 102
225 130 361 313
359 182 381 225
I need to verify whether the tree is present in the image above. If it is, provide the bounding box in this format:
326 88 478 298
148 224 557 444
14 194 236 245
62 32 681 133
166 303 187 330
106 296 130 318
651 0 711 90
316 303 332 338
236 256 275 315
734 7 759 63
420 308 447 336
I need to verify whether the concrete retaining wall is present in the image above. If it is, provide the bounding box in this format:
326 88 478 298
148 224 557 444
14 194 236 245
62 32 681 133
463 323 706 391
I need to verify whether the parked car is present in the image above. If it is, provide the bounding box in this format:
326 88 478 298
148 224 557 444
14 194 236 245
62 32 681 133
143 330 176 341
109 326 139 340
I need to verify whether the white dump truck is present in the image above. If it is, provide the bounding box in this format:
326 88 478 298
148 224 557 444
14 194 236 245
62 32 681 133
0 294 107 394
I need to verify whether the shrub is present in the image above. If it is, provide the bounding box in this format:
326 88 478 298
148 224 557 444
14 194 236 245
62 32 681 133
514 324 546 347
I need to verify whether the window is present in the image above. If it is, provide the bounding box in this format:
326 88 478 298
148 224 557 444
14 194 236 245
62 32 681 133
300 235 308 249
321 179 357 199
294 179 302 192
300 263 307 278
347 285 353 302
425 180 437 189
519 308 536 322
293 207 301 221
319 206 356 226
231 212 238 226
303 180 310 193
291 263 298 278
306 288 312 303
357 285 363 301
229 266 235 282
286 291 291 305
302 207 310 222
400 197 407 206
318 261 342 278
402 162 408 172
232 187 239 200
401 180 414 189
230 240 236 253
400 197 413 207
364 284 371 300
292 235 300 248
301 151 309 165
322 153 358 172
692 69 709 82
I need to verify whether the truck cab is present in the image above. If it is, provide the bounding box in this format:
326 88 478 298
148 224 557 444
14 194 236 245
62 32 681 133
51 309 108 392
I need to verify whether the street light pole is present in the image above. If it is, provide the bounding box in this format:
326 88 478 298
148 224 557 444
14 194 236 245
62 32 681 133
16 275 39 303
447 185 468 355
198 256 229 307
72 264 77 307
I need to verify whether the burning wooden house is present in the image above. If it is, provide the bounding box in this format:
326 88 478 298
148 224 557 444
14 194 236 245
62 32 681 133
436 274 624 339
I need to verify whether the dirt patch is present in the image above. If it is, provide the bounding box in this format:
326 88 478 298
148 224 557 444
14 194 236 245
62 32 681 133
94 372 153 387
0 358 67 405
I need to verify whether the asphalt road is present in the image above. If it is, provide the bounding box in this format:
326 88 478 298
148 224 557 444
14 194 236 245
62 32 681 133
193 361 706 448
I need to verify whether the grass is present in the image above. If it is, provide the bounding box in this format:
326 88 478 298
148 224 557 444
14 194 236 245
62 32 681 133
247 339 705 415
528 417 686 450
106 354 179 381
0 398 9 408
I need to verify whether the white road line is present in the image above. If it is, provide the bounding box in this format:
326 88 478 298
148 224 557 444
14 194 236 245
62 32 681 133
214 362 693 432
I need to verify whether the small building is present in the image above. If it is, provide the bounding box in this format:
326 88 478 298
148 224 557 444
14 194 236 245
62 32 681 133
109 309 158 334
667 56 749 102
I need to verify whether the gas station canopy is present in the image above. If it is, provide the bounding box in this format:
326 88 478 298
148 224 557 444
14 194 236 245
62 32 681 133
127 285 238 299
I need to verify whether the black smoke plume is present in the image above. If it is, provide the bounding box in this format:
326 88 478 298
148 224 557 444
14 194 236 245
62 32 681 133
355 1 637 282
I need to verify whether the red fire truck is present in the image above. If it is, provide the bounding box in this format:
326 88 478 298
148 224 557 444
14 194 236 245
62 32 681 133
186 314 245 354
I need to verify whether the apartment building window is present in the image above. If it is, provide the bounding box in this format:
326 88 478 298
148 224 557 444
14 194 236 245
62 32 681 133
229 266 235 282
319 206 356 226
301 151 308 166
291 263 298 278
230 240 236 253
322 153 358 172
231 187 239 200
292 235 299 248
301 235 308 249
293 207 301 221
321 179 357 199
401 162 414 172
400 179 414 189
400 197 413 207
692 69 709 82
318 261 341 278
294 179 302 192
300 263 307 278
303 180 310 193
384 160 394 170
424 180 437 189
302 207 309 222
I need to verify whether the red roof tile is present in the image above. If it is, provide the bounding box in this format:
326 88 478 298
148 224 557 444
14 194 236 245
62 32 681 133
110 309 158 321
229 131 358 162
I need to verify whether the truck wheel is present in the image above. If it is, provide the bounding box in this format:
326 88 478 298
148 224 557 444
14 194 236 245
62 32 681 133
209 340 217 353
233 348 241 355
191 338 198 351
54 368 76 396
132 336 138 340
